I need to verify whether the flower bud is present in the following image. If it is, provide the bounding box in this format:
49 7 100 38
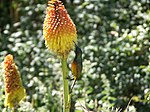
3 54 26 108
43 0 77 58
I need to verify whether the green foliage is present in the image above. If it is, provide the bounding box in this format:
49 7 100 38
0 0 150 111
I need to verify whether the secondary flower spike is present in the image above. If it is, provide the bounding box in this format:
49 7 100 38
43 0 77 57
3 54 26 108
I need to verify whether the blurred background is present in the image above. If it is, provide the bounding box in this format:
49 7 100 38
0 0 150 112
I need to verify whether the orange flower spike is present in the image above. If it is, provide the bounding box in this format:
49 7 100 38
43 0 77 58
3 54 26 108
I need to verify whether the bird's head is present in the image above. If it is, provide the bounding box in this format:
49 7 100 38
73 41 82 56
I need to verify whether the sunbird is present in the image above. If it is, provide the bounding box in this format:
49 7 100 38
70 41 83 93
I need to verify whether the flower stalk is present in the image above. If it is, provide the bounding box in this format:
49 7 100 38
61 58 70 112
43 0 77 111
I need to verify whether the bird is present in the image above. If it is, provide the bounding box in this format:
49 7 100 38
70 41 83 93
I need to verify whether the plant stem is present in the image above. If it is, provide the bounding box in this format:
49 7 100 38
61 58 70 112
11 106 18 112
11 101 18 112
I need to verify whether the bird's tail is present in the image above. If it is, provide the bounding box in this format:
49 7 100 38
70 79 77 93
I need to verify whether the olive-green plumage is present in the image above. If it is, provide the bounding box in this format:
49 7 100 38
70 42 82 92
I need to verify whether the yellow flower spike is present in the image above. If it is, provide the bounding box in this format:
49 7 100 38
43 0 77 58
3 54 26 108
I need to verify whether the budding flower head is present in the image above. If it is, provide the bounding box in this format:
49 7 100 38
3 54 26 108
43 0 77 58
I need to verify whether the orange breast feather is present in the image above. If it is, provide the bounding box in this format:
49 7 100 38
71 61 77 79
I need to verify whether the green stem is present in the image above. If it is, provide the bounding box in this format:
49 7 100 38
11 106 18 112
11 101 18 112
61 58 70 112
